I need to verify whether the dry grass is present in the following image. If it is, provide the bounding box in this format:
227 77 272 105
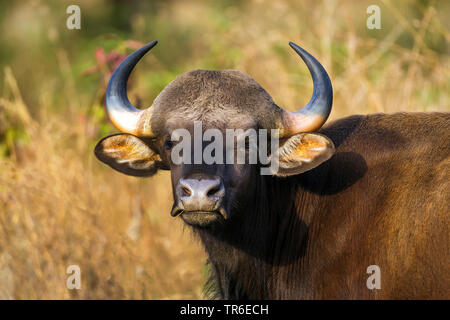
0 0 448 299
0 69 205 299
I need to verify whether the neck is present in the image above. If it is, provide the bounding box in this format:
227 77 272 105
195 171 323 299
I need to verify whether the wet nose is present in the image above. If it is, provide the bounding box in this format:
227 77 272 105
177 178 224 211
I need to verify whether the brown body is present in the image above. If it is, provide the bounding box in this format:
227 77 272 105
200 112 449 299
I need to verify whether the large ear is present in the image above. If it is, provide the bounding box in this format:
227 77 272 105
94 134 164 177
272 133 335 177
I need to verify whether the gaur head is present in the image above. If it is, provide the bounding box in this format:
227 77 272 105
95 41 335 228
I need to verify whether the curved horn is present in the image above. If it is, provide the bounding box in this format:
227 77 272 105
280 42 333 137
105 40 158 137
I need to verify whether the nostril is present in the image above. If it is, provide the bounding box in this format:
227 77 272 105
207 186 220 197
181 185 192 197
206 183 223 198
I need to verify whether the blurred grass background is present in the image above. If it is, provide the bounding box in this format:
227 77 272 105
0 0 448 299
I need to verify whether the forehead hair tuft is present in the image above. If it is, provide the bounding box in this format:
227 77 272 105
150 70 283 135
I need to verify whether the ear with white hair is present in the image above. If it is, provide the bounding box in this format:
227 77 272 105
272 133 335 177
94 134 163 177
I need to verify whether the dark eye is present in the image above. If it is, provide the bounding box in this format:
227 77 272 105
164 140 174 150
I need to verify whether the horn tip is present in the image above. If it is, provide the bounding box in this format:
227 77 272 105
288 41 299 49
147 40 158 48
289 41 306 55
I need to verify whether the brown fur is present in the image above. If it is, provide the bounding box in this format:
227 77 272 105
201 112 449 299
150 70 285 135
